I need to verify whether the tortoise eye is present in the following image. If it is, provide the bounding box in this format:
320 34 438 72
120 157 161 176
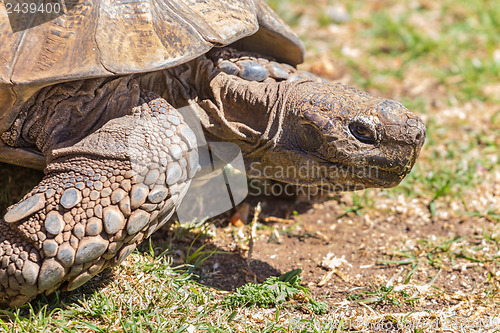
349 122 376 144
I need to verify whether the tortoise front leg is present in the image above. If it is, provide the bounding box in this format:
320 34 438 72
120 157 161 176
0 94 199 307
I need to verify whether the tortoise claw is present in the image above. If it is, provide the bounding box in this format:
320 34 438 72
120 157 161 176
4 194 45 223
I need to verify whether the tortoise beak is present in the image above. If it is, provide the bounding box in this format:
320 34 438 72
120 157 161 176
377 100 426 173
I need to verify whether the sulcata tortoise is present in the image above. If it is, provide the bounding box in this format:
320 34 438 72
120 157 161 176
0 0 425 307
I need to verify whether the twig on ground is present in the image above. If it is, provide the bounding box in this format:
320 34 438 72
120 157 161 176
247 202 262 268
261 215 294 224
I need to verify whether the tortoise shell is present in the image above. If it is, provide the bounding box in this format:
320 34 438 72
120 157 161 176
0 0 304 132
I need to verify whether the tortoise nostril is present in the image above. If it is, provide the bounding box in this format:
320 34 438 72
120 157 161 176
413 125 426 146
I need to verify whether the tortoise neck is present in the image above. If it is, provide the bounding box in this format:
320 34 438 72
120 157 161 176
167 55 298 162
206 73 292 152
158 56 300 166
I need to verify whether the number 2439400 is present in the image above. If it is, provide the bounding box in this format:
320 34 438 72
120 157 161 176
5 1 62 14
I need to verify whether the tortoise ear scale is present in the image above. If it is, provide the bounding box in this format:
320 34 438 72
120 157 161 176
298 123 324 151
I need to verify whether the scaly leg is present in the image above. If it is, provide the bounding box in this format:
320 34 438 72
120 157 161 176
0 92 199 307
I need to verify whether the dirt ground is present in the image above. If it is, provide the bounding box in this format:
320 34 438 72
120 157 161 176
162 187 497 314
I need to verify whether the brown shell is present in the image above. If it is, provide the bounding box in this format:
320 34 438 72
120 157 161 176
0 0 304 132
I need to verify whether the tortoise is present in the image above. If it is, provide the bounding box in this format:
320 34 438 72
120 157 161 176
0 0 425 307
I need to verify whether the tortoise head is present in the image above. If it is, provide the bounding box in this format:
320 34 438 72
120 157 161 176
272 81 426 190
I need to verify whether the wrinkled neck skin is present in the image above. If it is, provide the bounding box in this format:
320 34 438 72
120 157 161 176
161 56 306 178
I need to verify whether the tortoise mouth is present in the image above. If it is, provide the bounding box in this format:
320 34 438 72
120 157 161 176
314 146 419 189
274 144 418 190
316 162 406 190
